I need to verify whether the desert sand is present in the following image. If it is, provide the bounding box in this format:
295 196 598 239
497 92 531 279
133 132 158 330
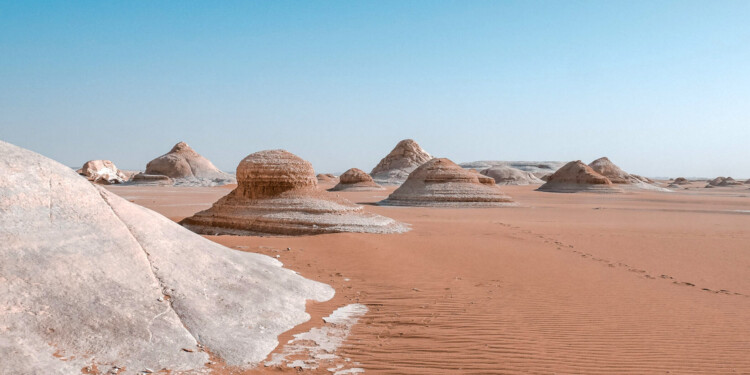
105 179 750 374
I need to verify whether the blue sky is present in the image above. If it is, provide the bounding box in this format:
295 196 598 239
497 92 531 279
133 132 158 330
1 1 749 177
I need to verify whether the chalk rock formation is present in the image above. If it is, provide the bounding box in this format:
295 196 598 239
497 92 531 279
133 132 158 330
378 158 514 207
745 179 750 185
371 139 432 185
480 165 544 185
330 168 384 191
589 157 669 191
145 142 235 186
130 172 174 186
0 140 333 374
537 160 623 193
708 177 744 187
316 173 338 183
180 150 407 235
76 159 128 184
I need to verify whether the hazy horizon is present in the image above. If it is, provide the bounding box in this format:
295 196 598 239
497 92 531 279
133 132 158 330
2 1 749 178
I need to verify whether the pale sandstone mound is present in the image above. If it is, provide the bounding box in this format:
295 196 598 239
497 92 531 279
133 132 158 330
145 142 235 186
708 177 744 187
537 160 623 193
76 159 128 184
180 150 407 235
589 157 669 191
480 165 544 185
460 160 565 178
0 141 334 374
371 139 433 185
330 168 385 191
378 158 514 207
673 177 690 185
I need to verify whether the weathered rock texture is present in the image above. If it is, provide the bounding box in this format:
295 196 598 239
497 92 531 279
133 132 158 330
0 140 333 374
673 177 690 185
180 150 407 235
145 142 235 186
378 158 514 207
371 139 433 185
330 168 384 191
537 160 623 193
76 159 129 184
130 172 174 186
708 177 744 187
460 161 565 178
480 166 544 185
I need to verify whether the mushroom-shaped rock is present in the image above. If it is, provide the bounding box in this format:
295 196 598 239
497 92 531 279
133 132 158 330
378 158 514 207
180 150 407 235
480 166 544 185
371 139 432 185
330 168 384 191
0 140 333 374
76 159 128 184
145 142 235 186
538 160 623 193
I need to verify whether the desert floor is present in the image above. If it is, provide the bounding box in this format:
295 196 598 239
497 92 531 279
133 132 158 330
106 182 750 374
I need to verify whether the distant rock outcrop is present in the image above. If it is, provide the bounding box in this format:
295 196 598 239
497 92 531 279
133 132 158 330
378 158 514 207
180 150 407 235
460 161 565 178
330 168 384 191
145 142 235 186
589 157 669 191
480 165 544 185
707 177 744 187
76 159 128 184
130 172 174 186
316 173 338 184
371 139 432 185
537 160 623 193
0 140 333 374
673 177 690 185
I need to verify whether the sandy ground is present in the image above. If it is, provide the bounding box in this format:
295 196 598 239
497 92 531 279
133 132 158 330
106 182 750 374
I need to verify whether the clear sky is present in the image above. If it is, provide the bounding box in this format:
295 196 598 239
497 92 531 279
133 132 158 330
1 1 749 178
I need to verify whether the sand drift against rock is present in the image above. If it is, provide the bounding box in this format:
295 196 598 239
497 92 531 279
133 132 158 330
379 158 515 207
180 149 408 236
0 140 333 374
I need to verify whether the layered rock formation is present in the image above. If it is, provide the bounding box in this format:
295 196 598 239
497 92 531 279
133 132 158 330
180 150 407 235
673 177 690 185
330 168 384 191
76 159 129 184
145 142 235 186
537 160 623 193
378 158 514 207
130 172 174 186
0 140 333 374
480 165 544 185
589 157 669 191
371 139 432 185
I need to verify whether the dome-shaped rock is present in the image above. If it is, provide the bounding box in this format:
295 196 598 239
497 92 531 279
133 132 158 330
145 142 235 186
0 140 333 374
378 158 514 207
180 150 407 235
480 165 544 185
330 168 384 191
538 160 623 193
370 139 432 185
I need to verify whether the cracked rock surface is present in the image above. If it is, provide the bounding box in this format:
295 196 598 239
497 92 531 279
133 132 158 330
0 140 333 374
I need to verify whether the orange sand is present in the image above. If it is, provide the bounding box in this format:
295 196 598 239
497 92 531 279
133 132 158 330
107 183 750 374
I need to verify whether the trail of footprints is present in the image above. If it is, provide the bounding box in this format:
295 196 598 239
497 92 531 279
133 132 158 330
494 222 747 298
